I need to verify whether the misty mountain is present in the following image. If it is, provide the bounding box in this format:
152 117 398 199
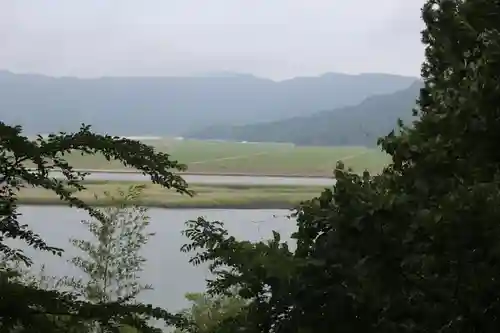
185 81 423 147
0 70 417 135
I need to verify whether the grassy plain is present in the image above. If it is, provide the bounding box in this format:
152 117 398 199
26 138 391 177
16 180 327 209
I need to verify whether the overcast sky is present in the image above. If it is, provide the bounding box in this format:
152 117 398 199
0 0 425 80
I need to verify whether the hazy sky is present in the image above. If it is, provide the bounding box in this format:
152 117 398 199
0 0 425 80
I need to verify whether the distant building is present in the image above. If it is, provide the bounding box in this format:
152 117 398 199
120 136 162 141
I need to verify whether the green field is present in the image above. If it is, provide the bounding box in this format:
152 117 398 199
16 180 327 209
27 138 391 177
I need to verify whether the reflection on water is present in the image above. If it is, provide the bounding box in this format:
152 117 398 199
10 206 297 313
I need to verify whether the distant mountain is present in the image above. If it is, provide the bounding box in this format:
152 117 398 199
195 71 257 78
185 81 423 147
0 70 417 136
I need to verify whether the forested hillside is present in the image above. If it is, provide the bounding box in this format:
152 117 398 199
186 81 423 146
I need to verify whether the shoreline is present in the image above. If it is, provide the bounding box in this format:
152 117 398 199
16 180 324 210
28 168 333 179
17 198 304 210
76 179 329 189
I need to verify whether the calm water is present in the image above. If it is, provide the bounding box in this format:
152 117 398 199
10 206 296 314
47 171 336 186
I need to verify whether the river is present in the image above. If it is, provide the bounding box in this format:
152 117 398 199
9 206 296 318
46 170 336 186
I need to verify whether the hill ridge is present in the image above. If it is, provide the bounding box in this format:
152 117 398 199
185 81 423 147
0 70 418 136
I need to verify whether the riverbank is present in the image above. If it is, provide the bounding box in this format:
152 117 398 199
17 198 301 209
38 170 337 186
31 168 332 179
16 181 327 209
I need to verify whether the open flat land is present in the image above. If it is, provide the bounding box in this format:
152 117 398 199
16 180 327 209
27 138 391 177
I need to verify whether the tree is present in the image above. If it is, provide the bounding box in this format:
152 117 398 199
181 1 500 332
174 290 247 333
0 123 191 332
62 185 155 332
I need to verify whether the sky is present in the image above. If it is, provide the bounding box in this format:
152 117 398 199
0 0 426 80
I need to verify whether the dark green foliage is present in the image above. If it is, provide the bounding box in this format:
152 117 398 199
181 218 298 333
181 1 500 332
0 123 191 332
187 81 422 147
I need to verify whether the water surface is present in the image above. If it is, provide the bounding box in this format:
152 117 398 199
47 171 336 186
11 206 296 313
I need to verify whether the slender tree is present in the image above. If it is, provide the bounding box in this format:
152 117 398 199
61 185 155 332
67 185 154 303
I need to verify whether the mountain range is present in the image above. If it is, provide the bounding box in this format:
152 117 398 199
0 70 418 140
186 81 423 147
